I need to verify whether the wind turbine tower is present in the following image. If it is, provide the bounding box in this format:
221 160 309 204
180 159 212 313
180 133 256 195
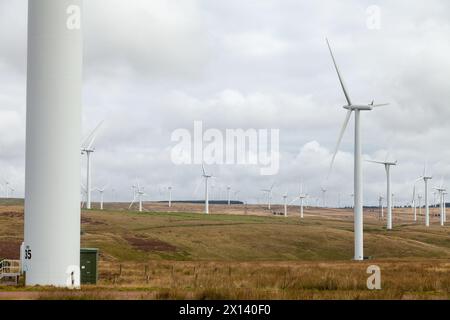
24 0 83 287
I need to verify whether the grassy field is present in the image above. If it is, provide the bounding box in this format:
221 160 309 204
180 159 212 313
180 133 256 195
0 200 449 299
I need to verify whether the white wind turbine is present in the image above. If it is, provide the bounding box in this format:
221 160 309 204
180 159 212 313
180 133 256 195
367 157 397 230
418 194 423 219
326 38 388 261
378 195 384 220
95 184 109 210
2 180 13 198
227 185 232 206
129 183 146 212
416 165 432 227
168 186 173 208
202 165 213 214
290 183 308 219
433 178 446 227
81 121 104 210
282 190 289 217
443 191 447 224
320 186 327 208
261 183 275 210
412 182 418 222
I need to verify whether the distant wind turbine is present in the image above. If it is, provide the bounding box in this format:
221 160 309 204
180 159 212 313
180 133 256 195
168 186 173 208
290 183 308 219
416 165 432 227
366 158 397 230
443 191 447 224
418 194 423 219
282 191 289 217
378 195 384 220
95 184 109 210
326 38 389 261
434 178 446 227
261 183 275 210
412 182 418 222
202 165 213 214
227 186 232 206
81 121 104 210
129 183 146 212
320 186 327 208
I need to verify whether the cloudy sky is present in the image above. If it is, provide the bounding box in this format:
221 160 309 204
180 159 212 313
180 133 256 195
1 0 450 206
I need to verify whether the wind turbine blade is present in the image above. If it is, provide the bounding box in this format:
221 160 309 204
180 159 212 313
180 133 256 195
328 109 352 178
326 38 352 106
372 103 389 108
82 120 104 150
289 197 300 205
366 159 385 165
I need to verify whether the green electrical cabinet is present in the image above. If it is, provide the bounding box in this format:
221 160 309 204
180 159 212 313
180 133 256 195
80 248 99 285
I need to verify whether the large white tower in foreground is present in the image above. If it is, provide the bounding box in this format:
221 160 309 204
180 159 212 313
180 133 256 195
24 0 83 287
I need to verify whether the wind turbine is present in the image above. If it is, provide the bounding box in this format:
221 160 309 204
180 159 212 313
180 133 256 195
320 186 327 208
378 195 384 220
202 165 213 214
129 183 146 212
3 180 13 198
81 121 104 210
326 38 389 261
290 183 308 219
367 158 397 230
227 186 232 206
418 194 423 218
434 178 446 227
261 183 275 210
412 182 418 222
416 165 432 227
443 191 447 224
282 191 289 217
168 186 173 208
95 184 109 210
